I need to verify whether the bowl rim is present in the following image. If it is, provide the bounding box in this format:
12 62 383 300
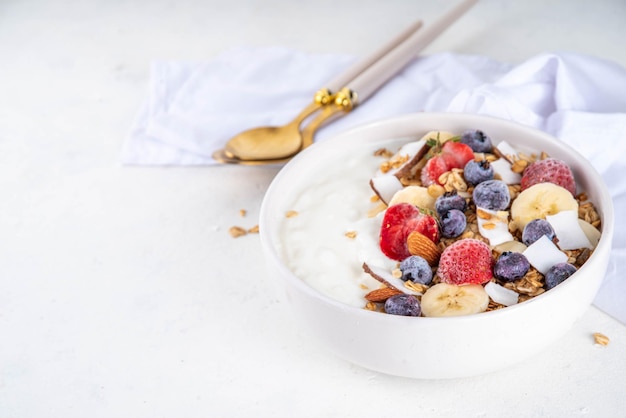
259 112 615 323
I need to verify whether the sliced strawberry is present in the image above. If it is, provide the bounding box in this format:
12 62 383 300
420 155 448 186
379 203 440 261
415 215 440 243
441 152 459 169
442 141 474 168
420 141 474 186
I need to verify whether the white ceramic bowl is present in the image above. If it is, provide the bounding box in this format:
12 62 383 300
259 113 614 379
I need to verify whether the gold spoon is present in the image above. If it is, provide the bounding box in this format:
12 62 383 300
212 19 425 165
212 89 352 166
212 88 331 164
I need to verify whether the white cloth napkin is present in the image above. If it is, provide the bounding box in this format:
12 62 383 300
122 47 626 324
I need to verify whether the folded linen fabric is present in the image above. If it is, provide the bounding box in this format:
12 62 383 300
122 47 626 323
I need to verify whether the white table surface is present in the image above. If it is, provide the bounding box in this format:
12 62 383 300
1 0 626 416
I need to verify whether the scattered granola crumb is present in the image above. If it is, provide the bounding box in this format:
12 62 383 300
365 302 378 311
374 148 394 158
404 280 428 294
248 225 260 234
593 332 610 346
345 231 357 239
285 210 299 218
392 268 402 279
510 159 529 173
229 226 247 238
476 208 492 220
239 209 247 217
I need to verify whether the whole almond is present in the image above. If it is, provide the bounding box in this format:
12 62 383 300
365 287 403 302
407 231 441 266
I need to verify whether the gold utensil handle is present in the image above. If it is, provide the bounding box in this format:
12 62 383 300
301 88 357 149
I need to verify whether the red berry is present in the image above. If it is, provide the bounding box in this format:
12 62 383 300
521 158 576 195
437 239 493 285
441 152 459 169
441 141 474 168
379 203 440 261
421 141 474 186
420 155 449 186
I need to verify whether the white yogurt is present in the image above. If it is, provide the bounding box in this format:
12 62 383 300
277 142 400 307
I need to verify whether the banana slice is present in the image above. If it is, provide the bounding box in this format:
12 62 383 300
419 130 457 143
421 283 489 317
510 183 578 230
493 240 527 254
388 185 437 210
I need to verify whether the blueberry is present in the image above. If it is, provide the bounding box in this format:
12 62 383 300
522 219 556 246
441 209 467 238
435 191 467 218
545 263 577 290
460 129 493 153
464 159 494 186
493 251 530 282
399 255 433 285
384 294 421 316
472 180 510 210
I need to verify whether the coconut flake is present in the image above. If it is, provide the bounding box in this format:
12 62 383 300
476 207 514 246
485 281 519 306
362 263 420 295
370 139 431 203
370 176 403 205
547 210 592 250
374 139 427 177
491 158 522 185
397 139 427 159
496 141 519 161
578 219 601 249
523 235 568 275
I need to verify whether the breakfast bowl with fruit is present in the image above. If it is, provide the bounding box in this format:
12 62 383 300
259 112 614 379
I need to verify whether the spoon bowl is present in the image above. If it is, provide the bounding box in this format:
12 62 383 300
223 121 303 161
213 93 329 164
